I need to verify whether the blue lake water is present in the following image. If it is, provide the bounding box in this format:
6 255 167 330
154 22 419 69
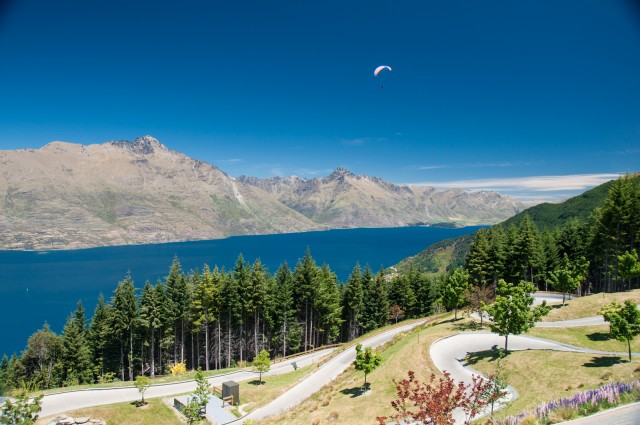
0 226 481 356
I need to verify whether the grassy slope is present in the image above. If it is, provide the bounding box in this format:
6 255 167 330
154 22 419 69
35 289 640 424
468 289 640 420
36 398 178 425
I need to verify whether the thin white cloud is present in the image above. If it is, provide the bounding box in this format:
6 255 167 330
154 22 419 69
343 138 367 146
414 161 525 170
410 173 620 192
341 136 387 146
294 168 333 177
218 158 243 164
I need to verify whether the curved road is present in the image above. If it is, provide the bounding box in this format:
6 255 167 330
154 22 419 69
40 293 634 424
433 293 639 424
40 319 428 421
244 319 428 421
40 347 335 418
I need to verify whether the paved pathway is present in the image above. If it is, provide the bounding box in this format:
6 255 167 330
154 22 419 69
432 293 639 424
243 319 428 422
39 347 334 419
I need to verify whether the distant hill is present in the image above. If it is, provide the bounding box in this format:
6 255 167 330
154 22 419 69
394 233 476 274
0 136 524 250
499 179 617 230
238 168 524 229
394 175 627 274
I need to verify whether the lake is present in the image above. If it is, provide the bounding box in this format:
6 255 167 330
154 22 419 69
0 226 481 356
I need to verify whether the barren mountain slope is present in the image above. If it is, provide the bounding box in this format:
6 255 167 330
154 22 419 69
238 168 523 228
0 136 321 249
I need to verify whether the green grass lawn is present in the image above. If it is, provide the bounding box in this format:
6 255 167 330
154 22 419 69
36 398 180 425
466 349 640 420
257 314 484 425
540 289 640 322
527 325 640 354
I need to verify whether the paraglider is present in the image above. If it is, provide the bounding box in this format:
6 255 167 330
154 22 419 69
373 65 392 76
374 65 392 88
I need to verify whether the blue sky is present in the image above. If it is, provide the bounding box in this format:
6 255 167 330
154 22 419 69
0 0 639 202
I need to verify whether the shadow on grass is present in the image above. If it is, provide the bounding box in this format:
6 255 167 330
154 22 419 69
452 321 485 331
464 348 504 366
439 317 465 325
248 379 265 385
586 332 612 342
130 400 147 407
340 383 370 398
583 356 623 368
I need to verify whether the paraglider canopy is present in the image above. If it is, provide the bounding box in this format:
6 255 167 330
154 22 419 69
374 65 392 76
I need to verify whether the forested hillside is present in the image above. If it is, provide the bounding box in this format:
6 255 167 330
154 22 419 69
463 174 640 294
397 175 625 274
0 250 441 394
500 178 617 229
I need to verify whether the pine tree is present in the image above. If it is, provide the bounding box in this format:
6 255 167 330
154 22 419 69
166 257 189 365
409 266 436 317
110 273 138 381
516 214 540 284
222 265 241 368
61 301 93 385
234 254 252 363
293 248 318 351
466 229 492 287
314 264 343 345
140 281 162 376
388 274 416 319
342 263 364 341
88 293 110 382
502 224 521 284
272 263 302 356
155 281 173 375
537 230 559 291
0 354 8 395
249 259 270 357
362 269 390 331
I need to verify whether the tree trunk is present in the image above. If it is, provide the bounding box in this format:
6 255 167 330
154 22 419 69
129 331 134 381
150 327 155 377
181 318 185 364
205 317 210 371
283 316 287 357
504 334 509 352
120 341 125 381
255 310 259 357
304 300 309 351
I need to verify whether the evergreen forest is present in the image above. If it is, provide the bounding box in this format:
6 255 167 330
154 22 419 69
0 250 440 393
1 174 639 395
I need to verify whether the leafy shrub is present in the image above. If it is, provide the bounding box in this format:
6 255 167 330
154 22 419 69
170 362 187 376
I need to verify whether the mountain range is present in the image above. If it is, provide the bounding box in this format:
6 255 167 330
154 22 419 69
0 136 524 250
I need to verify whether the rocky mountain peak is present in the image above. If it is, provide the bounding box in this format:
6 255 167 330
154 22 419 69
327 167 355 180
109 135 168 155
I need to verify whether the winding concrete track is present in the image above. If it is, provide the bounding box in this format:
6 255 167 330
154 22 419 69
39 293 636 424
243 319 428 421
39 319 428 422
434 293 639 424
39 347 335 418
